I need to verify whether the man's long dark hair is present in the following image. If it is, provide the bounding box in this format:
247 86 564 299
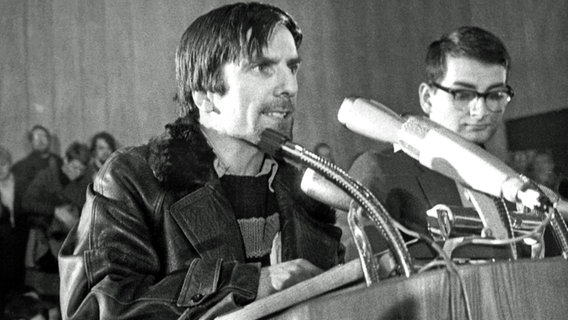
175 2 302 118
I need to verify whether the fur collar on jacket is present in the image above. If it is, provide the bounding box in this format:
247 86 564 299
147 116 337 225
148 116 215 191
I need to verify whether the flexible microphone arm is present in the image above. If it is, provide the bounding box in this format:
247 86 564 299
258 129 414 278
302 168 382 284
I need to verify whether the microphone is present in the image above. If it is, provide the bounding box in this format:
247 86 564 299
300 168 350 211
337 97 545 211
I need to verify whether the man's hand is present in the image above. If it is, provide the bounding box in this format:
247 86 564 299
257 258 322 300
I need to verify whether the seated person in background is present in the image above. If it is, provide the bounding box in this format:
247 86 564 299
0 146 24 312
527 150 560 190
314 142 335 163
3 292 49 320
59 3 343 320
12 125 62 199
10 126 63 280
23 142 91 274
349 26 557 261
2 286 60 320
88 131 117 176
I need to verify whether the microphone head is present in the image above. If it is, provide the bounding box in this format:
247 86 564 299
300 168 351 211
258 129 289 158
337 97 403 145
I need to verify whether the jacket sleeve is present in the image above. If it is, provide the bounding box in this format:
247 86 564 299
58 150 261 320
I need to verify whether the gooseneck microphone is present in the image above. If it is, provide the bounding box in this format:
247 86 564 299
337 97 568 258
258 128 414 278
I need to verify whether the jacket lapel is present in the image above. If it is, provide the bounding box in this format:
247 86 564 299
169 183 245 261
149 118 245 260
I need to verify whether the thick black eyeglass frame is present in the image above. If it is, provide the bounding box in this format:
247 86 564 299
430 82 515 102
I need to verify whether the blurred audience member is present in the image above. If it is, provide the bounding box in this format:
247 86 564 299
89 131 117 176
0 146 19 313
509 149 536 176
0 146 30 310
10 126 63 285
3 293 48 320
12 126 62 198
527 151 559 189
0 146 15 228
23 142 91 277
3 286 52 320
314 142 335 163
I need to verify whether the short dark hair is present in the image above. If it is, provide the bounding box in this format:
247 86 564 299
175 2 302 117
90 131 117 154
65 142 90 166
28 125 51 141
424 26 511 83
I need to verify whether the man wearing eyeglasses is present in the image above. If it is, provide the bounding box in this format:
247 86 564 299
418 27 513 147
347 26 534 262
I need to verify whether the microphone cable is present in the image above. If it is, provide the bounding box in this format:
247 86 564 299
450 205 553 250
392 220 473 320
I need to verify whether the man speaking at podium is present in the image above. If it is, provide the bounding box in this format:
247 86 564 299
348 26 555 260
58 3 343 319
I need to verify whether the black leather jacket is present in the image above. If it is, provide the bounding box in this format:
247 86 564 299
59 121 343 320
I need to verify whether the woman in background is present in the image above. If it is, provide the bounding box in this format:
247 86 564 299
89 131 117 176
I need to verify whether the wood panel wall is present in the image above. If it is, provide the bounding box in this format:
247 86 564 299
1 0 567 169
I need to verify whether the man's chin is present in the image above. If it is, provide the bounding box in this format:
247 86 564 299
463 131 493 145
258 124 293 139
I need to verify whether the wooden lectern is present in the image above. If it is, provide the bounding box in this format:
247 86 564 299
218 257 568 320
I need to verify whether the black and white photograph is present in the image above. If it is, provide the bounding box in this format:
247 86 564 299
0 1 567 319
